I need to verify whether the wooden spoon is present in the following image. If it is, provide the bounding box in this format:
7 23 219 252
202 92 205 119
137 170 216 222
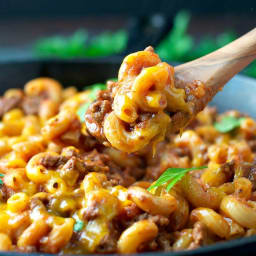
170 28 256 133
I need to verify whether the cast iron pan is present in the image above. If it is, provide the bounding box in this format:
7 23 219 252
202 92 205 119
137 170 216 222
0 59 256 256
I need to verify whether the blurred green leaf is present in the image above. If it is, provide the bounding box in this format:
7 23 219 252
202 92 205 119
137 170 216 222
77 102 90 123
214 116 245 133
244 61 256 78
85 83 106 99
84 30 128 57
0 173 4 186
34 29 127 58
187 36 218 60
74 220 84 232
216 31 237 48
35 30 89 58
156 11 194 61
147 166 207 192
156 11 238 63
188 31 236 60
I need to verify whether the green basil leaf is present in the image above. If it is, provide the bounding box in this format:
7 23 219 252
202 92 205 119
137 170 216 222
76 102 90 123
34 29 128 58
0 173 4 186
147 166 207 192
214 116 245 133
74 220 84 232
156 10 193 61
88 83 106 99
166 173 186 192
149 168 188 189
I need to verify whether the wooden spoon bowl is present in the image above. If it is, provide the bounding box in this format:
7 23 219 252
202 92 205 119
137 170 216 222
169 28 256 132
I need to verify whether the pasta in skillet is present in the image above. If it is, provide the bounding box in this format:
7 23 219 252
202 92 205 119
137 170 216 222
0 49 255 254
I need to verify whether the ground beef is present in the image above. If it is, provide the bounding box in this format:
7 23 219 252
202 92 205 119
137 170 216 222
98 89 113 102
138 240 158 252
172 147 192 158
188 222 208 249
83 150 110 173
0 184 15 201
21 96 41 115
125 166 145 181
84 99 112 142
0 91 54 118
30 197 48 211
0 184 7 201
82 150 137 187
148 215 170 227
120 212 169 231
248 139 256 152
61 157 87 180
39 154 62 168
145 142 190 181
83 200 100 220
218 160 235 182
96 234 118 253
120 203 141 220
62 157 80 171
237 162 256 189
95 222 119 253
84 88 113 143
156 232 172 251
106 168 136 187
80 134 99 151
0 94 23 118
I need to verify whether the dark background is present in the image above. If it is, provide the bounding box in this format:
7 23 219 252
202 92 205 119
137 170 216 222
0 0 255 60
0 0 255 17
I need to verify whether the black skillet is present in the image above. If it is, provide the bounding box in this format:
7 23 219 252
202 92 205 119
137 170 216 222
0 59 256 256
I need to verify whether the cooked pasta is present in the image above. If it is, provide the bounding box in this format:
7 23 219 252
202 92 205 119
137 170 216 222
0 50 255 254
85 46 190 153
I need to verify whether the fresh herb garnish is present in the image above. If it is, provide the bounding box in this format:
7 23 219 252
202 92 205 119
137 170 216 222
244 61 256 79
76 83 106 122
34 29 128 58
147 166 207 192
83 30 128 57
86 83 106 100
74 220 84 232
0 174 4 186
214 116 245 133
156 11 193 62
77 103 90 123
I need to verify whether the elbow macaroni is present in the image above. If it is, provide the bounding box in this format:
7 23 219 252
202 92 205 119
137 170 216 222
90 47 188 153
117 220 158 254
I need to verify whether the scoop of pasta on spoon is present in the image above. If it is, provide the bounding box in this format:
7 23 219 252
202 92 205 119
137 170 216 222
84 28 256 153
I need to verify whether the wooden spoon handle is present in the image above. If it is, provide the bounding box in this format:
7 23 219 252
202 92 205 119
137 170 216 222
175 28 256 90
170 28 256 133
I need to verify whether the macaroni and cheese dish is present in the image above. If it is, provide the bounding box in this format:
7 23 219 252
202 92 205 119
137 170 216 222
0 50 255 254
